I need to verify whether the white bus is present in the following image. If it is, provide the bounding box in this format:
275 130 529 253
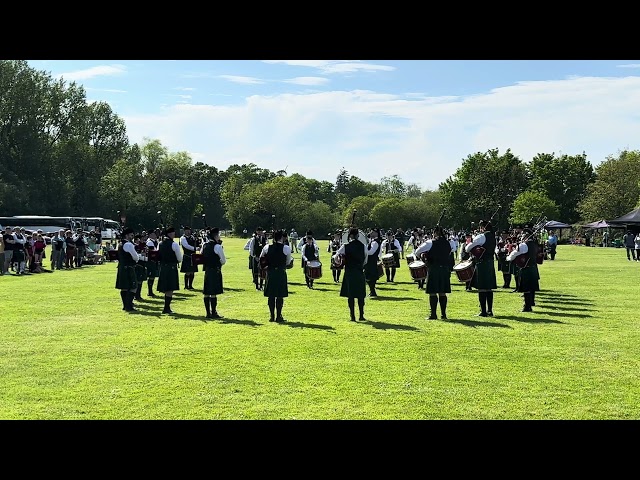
0 216 82 236
80 217 121 241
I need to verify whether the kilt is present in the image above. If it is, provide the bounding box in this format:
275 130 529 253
340 266 366 299
497 254 509 273
426 264 451 294
146 260 159 278
517 266 540 292
471 259 497 290
135 261 148 282
180 254 199 273
203 266 224 296
115 264 137 290
364 261 379 282
157 263 180 293
13 250 25 263
263 267 288 298
508 259 519 276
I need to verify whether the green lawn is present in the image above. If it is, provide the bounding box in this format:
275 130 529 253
1 239 639 419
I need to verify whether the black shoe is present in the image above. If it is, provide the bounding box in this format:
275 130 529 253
522 306 532 312
148 292 157 297
211 313 223 319
350 316 356 322
269 317 275 322
428 314 438 320
358 316 367 322
135 296 143 301
162 309 174 314
486 311 494 317
477 312 488 317
275 317 285 323
441 314 448 320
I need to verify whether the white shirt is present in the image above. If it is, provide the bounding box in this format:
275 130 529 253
213 243 227 265
300 242 320 262
334 240 367 267
180 235 196 252
506 242 528 262
380 238 402 253
298 237 318 251
260 242 293 267
172 239 184 262
465 232 486 253
414 239 433 258
367 239 381 259
122 240 139 262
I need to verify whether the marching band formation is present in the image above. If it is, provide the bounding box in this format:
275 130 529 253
113 218 552 321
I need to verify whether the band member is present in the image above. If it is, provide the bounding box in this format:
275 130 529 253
364 228 382 297
415 225 452 320
297 229 318 252
465 220 497 317
506 228 540 312
333 227 368 321
327 230 343 283
145 229 159 297
179 226 198 290
133 232 148 301
395 227 406 259
12 227 27 274
301 234 320 289
260 229 293 322
74 229 87 268
202 227 226 319
249 227 268 290
157 226 184 314
495 230 512 288
115 227 139 312
546 230 558 260
380 231 402 282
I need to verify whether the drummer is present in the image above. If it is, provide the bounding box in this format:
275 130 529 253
327 230 343 283
301 233 320 289
414 225 452 320
459 232 473 292
380 231 402 283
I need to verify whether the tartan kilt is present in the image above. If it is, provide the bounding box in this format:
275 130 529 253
157 263 180 292
115 265 138 290
471 259 497 290
203 267 224 295
364 261 379 282
13 250 25 263
517 266 540 292
146 260 159 278
263 267 288 298
497 254 510 273
135 261 148 282
340 267 366 299
180 254 199 273
508 260 519 276
426 265 452 294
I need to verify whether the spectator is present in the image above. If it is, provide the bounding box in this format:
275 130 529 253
547 230 558 261
51 229 66 270
0 231 4 276
602 230 609 247
289 229 299 253
33 234 47 271
635 232 640 262
623 230 636 261
64 230 76 269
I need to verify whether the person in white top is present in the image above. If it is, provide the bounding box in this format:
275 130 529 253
179 226 198 290
201 227 227 319
157 226 184 315
634 233 640 261
380 231 402 282
115 227 140 312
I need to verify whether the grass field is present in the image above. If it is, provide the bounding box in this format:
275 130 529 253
1 238 640 420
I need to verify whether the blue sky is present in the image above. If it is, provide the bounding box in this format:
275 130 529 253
26 60 640 190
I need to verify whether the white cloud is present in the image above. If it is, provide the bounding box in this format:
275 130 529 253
122 75 640 191
617 64 640 68
262 60 395 74
283 77 330 86
56 64 127 81
174 87 196 91
219 75 265 85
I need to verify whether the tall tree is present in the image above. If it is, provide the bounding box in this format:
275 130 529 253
510 190 560 225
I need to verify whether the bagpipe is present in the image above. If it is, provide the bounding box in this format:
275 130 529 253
513 216 548 268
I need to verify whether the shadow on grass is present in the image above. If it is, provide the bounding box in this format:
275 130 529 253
495 314 565 324
273 321 336 331
441 318 511 328
372 296 420 302
536 304 594 312
360 320 420 331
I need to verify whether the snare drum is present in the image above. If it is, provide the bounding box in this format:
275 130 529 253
331 254 344 270
453 260 475 283
381 253 395 269
409 260 427 281
406 253 416 265
306 260 322 279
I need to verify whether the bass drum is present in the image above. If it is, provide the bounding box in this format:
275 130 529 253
341 229 368 246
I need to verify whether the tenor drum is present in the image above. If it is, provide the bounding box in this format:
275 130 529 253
381 253 396 268
453 260 475 283
331 254 344 270
406 253 416 265
409 260 427 281
306 260 322 279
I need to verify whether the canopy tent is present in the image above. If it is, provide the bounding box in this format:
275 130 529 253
607 207 640 227
582 220 612 229
544 220 571 230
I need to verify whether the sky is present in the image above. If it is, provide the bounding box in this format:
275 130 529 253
26 60 640 191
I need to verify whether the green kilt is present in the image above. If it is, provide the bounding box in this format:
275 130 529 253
157 263 180 293
471 259 497 290
364 261 379 282
497 254 509 273
115 264 138 290
263 267 288 298
340 266 367 299
180 254 199 273
146 260 159 278
426 265 451 294
517 266 540 292
135 261 148 282
203 266 224 296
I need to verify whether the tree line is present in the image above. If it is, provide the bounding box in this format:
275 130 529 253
2 60 639 237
